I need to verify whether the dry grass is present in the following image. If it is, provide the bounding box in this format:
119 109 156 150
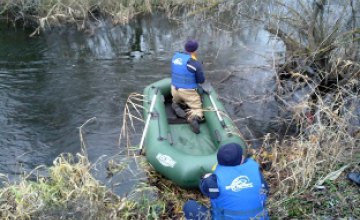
142 161 209 219
0 0 224 36
0 153 132 219
0 117 168 219
257 66 360 218
261 2 360 216
119 93 145 153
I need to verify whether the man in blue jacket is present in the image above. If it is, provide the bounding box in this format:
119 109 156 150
183 143 269 220
171 39 205 134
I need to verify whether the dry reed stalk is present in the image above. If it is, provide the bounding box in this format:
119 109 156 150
119 93 145 155
261 77 360 217
0 118 141 219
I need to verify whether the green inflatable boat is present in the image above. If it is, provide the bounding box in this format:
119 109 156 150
141 78 247 188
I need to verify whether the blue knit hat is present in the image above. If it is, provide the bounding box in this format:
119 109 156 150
185 40 198 52
217 143 243 166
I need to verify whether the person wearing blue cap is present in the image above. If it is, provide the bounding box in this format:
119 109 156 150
171 39 205 134
183 143 269 220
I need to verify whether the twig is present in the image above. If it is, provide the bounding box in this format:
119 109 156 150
79 117 97 157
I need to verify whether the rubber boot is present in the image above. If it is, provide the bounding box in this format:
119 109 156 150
172 103 187 119
189 116 200 134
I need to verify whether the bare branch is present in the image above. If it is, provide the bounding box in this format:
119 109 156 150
265 24 304 53
308 0 325 50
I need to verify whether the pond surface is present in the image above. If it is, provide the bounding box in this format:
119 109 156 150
0 13 282 194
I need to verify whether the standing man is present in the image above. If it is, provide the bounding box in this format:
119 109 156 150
171 39 205 134
183 143 269 220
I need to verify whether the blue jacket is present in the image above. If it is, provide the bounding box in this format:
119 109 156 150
200 158 269 220
171 52 205 89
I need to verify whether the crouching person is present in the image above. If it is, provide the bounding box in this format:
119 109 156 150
183 143 269 220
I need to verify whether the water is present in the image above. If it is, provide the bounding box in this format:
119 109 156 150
0 13 283 194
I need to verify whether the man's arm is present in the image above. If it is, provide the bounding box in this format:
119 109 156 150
199 174 219 199
260 172 269 193
187 59 205 84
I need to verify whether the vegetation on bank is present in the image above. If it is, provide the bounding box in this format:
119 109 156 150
1 114 358 219
0 152 181 219
0 118 185 219
0 0 359 219
0 0 220 36
256 1 360 218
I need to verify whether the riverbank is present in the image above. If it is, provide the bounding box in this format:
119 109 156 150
1 130 358 219
0 0 219 36
18 86 356 219
0 99 359 218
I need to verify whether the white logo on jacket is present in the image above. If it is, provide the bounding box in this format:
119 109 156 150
225 175 253 192
156 153 176 168
173 58 183 65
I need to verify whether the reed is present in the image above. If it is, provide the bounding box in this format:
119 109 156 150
0 152 130 219
0 117 169 219
255 74 360 218
0 0 223 35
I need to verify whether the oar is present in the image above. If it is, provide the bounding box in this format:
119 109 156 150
138 92 158 155
200 83 226 128
208 94 226 128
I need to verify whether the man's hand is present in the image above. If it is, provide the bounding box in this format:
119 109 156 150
202 173 212 179
200 173 219 199
197 85 205 95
